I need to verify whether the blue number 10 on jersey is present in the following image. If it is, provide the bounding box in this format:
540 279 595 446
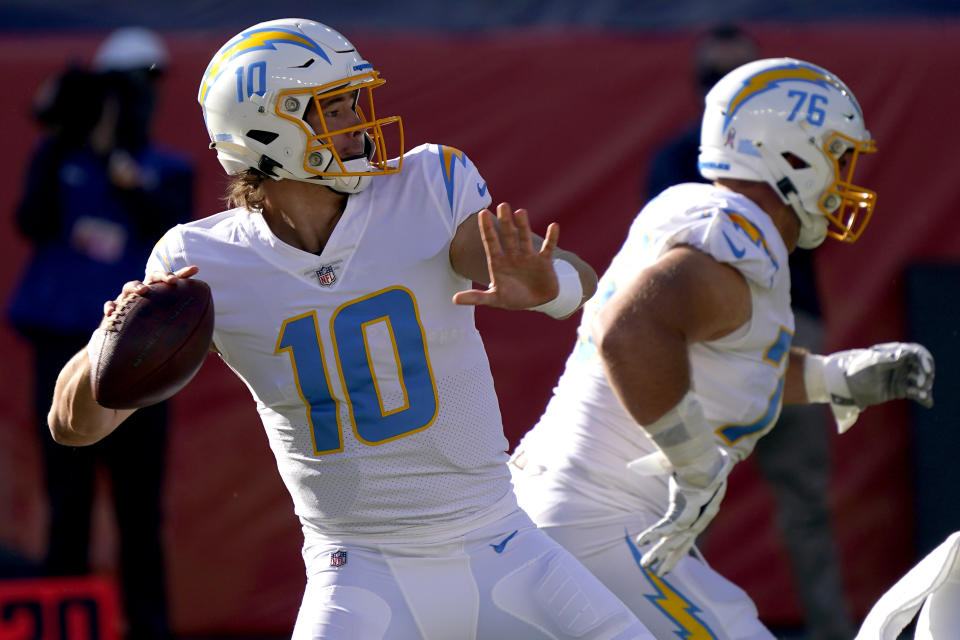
276 287 439 455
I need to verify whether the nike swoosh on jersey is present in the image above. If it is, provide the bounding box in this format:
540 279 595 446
490 529 519 553
721 231 746 258
477 181 488 196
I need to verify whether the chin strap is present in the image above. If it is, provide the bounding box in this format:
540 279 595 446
257 154 283 178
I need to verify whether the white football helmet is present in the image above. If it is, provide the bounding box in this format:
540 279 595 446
198 18 403 193
698 58 876 248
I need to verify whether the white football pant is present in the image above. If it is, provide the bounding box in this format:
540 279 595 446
511 461 774 640
292 508 653 639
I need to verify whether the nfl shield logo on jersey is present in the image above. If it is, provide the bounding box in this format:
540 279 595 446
329 550 347 567
316 265 337 287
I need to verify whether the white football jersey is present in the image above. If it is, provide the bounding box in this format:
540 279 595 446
518 183 793 516
148 144 516 540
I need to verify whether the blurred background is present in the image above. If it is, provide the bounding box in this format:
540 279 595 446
1 1 959 638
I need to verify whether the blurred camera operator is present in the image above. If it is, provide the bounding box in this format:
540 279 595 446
7 27 194 640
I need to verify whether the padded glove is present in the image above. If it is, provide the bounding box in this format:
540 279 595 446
629 446 733 576
805 342 934 433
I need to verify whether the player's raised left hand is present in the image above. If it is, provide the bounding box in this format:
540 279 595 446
453 202 560 309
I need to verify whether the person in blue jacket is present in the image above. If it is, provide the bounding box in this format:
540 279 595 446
7 27 193 640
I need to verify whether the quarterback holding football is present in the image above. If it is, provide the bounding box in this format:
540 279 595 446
48 17 654 640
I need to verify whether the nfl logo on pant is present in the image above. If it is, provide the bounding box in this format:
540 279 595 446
330 550 348 567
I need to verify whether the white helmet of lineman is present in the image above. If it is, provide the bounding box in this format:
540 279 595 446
198 18 403 194
698 57 877 248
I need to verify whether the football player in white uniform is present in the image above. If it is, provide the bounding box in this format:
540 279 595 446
510 58 936 639
856 529 960 640
47 18 654 640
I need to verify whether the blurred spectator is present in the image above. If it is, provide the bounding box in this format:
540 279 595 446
643 24 856 640
6 27 193 640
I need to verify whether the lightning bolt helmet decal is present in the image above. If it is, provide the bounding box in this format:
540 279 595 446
723 61 860 133
199 27 330 106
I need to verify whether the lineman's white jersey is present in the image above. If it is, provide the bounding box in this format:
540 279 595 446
148 143 514 541
517 183 794 517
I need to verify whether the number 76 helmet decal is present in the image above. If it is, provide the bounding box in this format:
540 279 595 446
698 58 876 248
198 18 403 194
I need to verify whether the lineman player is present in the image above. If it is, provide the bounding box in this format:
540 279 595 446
510 57 935 639
48 18 652 640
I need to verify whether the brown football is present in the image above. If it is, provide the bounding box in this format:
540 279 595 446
89 277 214 409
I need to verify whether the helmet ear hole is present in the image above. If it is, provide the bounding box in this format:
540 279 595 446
781 152 809 170
246 130 279 145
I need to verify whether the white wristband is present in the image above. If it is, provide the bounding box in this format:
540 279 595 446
644 393 715 467
528 259 583 319
803 353 853 403
803 353 830 403
638 392 723 485
803 352 861 434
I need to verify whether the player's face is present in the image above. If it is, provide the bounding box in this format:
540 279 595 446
307 91 366 160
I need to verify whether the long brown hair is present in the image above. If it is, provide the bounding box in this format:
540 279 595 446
224 170 266 210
